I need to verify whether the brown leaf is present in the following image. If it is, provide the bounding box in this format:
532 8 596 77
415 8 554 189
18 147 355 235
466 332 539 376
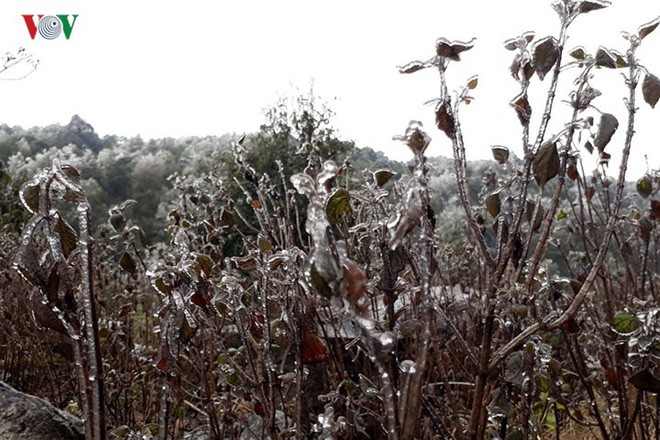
466 75 479 90
594 113 619 152
533 141 560 186
491 146 510 164
119 252 137 274
651 199 660 221
435 101 455 138
642 73 660 109
629 368 660 393
578 0 611 14
638 16 660 40
55 216 78 259
435 37 476 61
533 36 560 80
511 93 532 125
373 169 396 187
398 60 428 74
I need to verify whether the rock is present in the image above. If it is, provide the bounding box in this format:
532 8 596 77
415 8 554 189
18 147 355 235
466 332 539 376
0 381 84 440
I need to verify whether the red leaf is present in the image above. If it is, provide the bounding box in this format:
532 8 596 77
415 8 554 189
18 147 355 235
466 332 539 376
343 260 368 314
586 186 596 201
511 93 532 125
301 331 328 364
190 291 208 307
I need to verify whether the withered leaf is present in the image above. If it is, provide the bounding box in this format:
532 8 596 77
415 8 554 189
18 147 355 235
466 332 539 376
398 60 428 74
638 16 660 40
526 200 545 232
533 36 560 80
594 113 619 152
651 199 660 221
55 216 77 259
435 101 455 138
578 0 611 14
373 169 396 187
511 93 532 125
629 368 660 393
491 146 510 164
343 260 368 315
642 73 660 109
533 141 560 186
435 37 476 61
466 75 479 90
119 252 137 274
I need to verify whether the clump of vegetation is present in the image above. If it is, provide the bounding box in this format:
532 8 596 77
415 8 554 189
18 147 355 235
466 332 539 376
1 1 659 439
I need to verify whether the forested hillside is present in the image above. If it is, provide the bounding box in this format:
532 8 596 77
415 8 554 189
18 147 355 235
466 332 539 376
1 2 659 439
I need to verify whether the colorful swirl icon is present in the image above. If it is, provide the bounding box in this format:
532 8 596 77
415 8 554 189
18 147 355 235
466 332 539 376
38 16 62 40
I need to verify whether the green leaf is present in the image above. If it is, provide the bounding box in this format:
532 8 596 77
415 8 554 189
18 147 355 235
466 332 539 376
491 146 510 164
629 368 660 393
595 47 616 68
638 16 660 40
636 176 653 198
594 113 619 152
373 169 396 187
485 192 501 219
533 36 560 80
610 50 628 68
642 73 660 109
533 141 560 186
326 188 351 226
612 311 640 335
569 46 587 60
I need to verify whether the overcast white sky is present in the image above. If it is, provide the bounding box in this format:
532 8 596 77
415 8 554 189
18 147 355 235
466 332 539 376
1 1 658 177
